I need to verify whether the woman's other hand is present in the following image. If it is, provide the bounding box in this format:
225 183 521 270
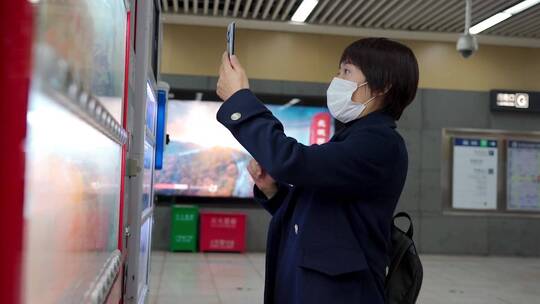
217 52 249 101
247 159 278 199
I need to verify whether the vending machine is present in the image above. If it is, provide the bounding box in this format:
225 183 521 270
0 0 165 303
124 1 164 303
3 0 132 303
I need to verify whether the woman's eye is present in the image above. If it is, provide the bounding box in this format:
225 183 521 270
344 69 351 74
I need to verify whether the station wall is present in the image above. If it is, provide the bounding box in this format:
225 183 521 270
161 24 540 91
153 25 540 256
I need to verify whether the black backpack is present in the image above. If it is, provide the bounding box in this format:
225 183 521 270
385 212 423 304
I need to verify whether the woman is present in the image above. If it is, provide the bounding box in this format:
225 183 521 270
216 38 418 304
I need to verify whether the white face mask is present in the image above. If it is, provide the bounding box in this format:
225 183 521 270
326 77 376 123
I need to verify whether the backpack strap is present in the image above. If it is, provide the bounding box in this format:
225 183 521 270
385 213 415 286
393 212 414 238
385 226 413 285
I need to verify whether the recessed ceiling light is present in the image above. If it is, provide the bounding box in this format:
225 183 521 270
291 0 319 23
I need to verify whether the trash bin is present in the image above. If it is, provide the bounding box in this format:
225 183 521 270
199 212 246 253
170 205 199 252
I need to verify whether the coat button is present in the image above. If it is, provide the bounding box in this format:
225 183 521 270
231 112 242 121
294 224 298 235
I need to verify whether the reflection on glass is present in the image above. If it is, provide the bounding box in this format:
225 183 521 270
138 218 152 299
35 0 126 121
23 0 126 302
146 81 157 134
23 92 121 303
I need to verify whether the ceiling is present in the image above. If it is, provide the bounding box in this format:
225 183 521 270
160 0 540 45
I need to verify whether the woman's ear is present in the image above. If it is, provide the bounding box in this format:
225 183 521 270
374 84 392 97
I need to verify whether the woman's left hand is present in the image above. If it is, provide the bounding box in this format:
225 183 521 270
217 51 250 101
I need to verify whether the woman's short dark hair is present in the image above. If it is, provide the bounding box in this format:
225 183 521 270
340 38 419 120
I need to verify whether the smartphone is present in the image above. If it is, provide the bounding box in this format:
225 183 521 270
227 21 236 57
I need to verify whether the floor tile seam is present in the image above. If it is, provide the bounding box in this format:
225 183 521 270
151 252 167 304
245 253 265 280
205 253 225 304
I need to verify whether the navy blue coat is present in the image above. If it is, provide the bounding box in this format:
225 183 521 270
217 89 408 304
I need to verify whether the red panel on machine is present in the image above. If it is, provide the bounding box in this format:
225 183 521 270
200 212 246 253
0 1 32 303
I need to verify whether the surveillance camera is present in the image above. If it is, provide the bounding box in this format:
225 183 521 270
456 33 478 58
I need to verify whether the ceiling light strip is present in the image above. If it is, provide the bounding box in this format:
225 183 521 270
470 0 540 34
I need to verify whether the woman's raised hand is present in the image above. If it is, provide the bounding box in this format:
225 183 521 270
247 159 278 199
217 52 249 101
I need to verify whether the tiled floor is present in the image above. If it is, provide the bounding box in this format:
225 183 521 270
148 251 540 304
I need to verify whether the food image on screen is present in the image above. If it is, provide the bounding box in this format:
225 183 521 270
154 100 333 198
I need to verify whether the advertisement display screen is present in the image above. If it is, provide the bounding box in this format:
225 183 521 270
507 140 540 211
154 100 333 198
452 138 498 210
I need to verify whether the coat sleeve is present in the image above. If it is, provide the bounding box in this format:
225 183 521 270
253 183 291 215
216 89 397 195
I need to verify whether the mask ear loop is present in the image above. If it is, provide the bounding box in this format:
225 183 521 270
352 82 376 105
361 95 377 106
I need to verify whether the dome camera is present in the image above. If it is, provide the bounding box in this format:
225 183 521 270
456 33 478 58
457 0 479 59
